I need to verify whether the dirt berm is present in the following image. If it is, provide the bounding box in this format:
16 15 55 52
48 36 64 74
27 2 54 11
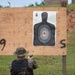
67 10 75 32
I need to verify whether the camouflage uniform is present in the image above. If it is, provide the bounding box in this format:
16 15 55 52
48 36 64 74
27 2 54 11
10 47 38 75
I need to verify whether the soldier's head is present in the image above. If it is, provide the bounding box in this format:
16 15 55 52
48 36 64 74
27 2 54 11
41 12 48 22
14 47 29 60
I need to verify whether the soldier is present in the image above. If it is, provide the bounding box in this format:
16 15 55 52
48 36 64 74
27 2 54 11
10 47 38 75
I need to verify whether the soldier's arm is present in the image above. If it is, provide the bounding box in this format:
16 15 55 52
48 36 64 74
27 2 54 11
32 59 38 69
28 55 38 69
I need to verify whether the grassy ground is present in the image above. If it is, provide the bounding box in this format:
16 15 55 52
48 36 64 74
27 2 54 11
0 32 75 75
67 4 75 10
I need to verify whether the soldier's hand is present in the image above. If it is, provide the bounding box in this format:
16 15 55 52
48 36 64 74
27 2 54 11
28 55 33 59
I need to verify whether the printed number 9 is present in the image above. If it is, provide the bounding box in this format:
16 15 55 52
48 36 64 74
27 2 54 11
0 39 6 50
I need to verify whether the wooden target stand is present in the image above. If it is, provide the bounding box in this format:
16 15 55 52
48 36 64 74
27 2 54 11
0 2 67 75
61 2 67 75
62 55 66 75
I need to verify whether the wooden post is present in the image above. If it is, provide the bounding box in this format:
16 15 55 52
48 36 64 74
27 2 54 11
61 1 67 7
62 55 66 75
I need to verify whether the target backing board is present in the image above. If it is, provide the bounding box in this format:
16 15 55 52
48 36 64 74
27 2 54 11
0 7 67 55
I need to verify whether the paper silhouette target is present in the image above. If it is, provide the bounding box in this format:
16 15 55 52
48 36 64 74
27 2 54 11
33 11 56 46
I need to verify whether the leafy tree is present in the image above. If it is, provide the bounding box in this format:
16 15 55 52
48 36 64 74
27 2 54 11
40 1 45 6
27 0 45 7
35 2 39 6
28 4 34 7
35 1 45 6
0 5 3 8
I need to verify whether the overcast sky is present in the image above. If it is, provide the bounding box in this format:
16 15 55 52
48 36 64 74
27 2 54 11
0 0 72 7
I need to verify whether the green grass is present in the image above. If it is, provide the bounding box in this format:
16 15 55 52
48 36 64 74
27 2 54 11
67 4 75 10
45 4 61 7
66 31 75 75
0 32 75 75
46 4 75 10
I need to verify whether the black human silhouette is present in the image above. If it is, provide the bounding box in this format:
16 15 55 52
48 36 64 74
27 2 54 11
34 12 55 46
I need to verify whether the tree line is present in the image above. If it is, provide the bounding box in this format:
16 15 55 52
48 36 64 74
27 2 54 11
0 1 45 8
